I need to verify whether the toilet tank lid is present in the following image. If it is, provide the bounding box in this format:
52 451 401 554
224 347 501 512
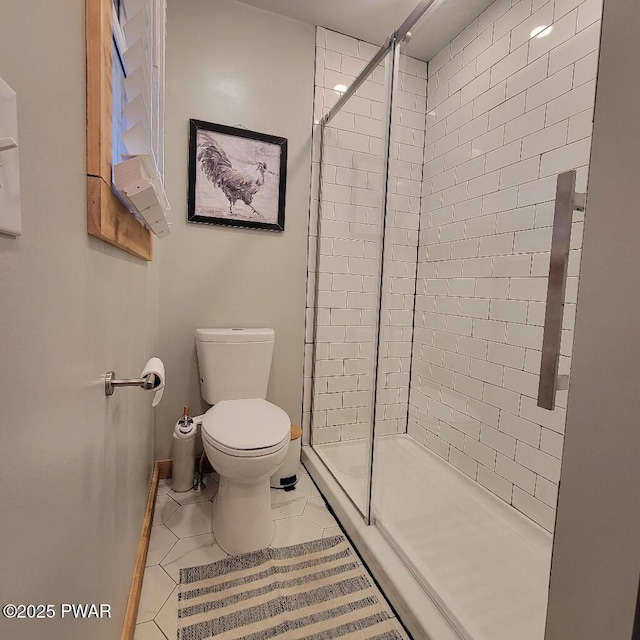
196 328 274 343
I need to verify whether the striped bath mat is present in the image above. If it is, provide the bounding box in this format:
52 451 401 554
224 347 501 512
177 535 405 639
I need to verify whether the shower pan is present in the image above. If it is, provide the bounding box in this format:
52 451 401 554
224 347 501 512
304 0 602 638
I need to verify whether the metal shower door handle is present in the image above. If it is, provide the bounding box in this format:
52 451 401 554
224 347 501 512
537 170 585 410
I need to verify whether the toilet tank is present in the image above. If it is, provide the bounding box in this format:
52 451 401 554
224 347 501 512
195 328 275 404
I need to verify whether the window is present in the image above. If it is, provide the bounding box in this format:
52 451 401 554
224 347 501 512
86 0 167 260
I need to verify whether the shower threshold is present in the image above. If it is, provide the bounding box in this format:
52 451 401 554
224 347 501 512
308 435 552 640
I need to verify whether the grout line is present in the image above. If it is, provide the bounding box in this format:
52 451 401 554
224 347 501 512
153 540 177 569
152 582 178 636
159 563 177 586
154 619 170 640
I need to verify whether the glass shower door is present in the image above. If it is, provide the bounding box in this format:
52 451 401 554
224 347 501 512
369 37 427 519
310 45 394 517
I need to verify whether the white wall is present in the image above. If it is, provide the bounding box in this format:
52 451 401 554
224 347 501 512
157 0 314 458
408 0 602 531
0 1 158 638
545 1 640 635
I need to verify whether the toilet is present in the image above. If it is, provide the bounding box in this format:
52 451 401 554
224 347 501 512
195 328 290 555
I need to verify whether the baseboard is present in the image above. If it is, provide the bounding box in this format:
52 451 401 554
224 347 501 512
158 459 172 479
120 462 160 640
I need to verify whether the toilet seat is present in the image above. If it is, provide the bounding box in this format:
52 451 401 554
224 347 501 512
202 398 290 458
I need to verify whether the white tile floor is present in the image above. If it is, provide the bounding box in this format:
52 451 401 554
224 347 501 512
134 463 410 639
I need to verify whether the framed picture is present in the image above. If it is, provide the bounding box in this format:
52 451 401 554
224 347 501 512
187 119 287 232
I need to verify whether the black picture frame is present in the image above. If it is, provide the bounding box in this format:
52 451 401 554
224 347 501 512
187 119 287 232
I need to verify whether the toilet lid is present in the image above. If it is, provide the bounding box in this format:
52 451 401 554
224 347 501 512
202 398 291 453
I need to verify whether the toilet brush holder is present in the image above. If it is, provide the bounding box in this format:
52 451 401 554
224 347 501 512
172 406 197 492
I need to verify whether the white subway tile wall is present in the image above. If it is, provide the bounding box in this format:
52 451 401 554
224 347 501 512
303 28 426 446
408 0 601 532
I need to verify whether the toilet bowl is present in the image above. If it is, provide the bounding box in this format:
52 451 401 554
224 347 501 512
201 397 290 555
195 328 292 555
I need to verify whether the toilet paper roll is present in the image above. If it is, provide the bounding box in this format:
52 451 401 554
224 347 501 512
141 357 165 407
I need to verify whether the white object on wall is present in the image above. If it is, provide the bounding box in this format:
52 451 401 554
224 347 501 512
114 154 171 237
0 76 21 236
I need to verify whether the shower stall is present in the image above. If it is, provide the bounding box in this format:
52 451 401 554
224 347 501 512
303 0 602 638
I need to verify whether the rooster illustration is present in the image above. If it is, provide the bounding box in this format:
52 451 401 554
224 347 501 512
198 136 266 218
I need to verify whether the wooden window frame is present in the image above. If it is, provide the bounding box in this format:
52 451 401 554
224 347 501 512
86 0 153 261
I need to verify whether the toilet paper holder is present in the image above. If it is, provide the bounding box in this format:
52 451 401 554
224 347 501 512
104 371 161 396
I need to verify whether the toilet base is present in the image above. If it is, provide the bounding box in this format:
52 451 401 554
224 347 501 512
212 475 275 555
